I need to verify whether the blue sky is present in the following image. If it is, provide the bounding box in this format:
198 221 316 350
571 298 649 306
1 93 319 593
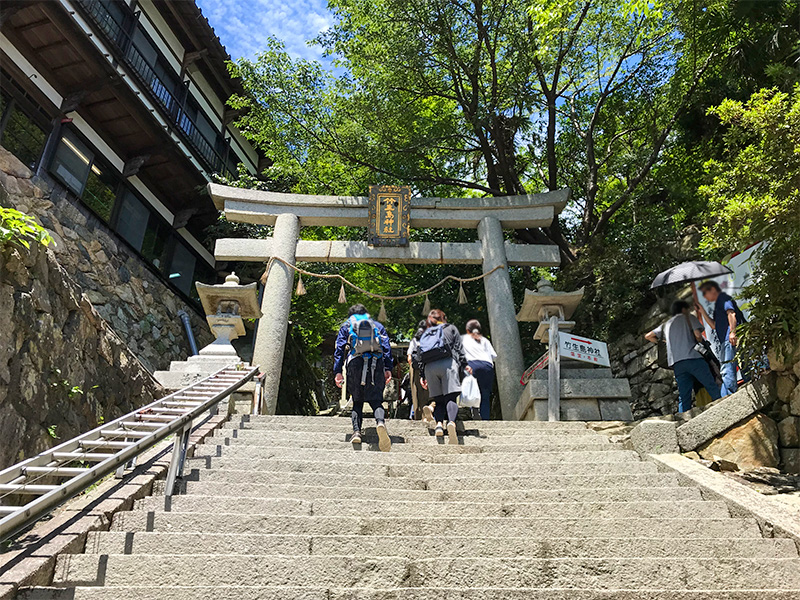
196 0 333 62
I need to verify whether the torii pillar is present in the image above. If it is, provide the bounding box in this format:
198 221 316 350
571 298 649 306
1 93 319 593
478 216 524 419
253 213 300 414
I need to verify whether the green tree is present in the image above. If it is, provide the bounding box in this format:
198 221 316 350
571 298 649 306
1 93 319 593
700 86 800 361
229 0 724 261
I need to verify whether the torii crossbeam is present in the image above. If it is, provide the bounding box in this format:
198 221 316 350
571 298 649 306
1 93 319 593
208 183 569 419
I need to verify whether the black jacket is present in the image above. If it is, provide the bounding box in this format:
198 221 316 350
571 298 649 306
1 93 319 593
413 323 468 378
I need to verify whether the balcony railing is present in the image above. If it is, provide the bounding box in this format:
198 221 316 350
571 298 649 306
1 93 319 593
75 0 232 177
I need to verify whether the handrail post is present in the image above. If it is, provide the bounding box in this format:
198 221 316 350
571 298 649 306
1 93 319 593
164 422 192 497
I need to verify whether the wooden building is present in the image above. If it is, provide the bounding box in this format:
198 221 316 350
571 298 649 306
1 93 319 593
0 0 262 301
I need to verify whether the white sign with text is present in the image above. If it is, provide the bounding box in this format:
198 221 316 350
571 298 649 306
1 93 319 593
558 334 610 367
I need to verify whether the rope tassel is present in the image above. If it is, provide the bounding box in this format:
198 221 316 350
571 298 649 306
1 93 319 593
378 300 388 322
295 274 306 296
338 283 347 304
422 294 431 316
458 282 468 305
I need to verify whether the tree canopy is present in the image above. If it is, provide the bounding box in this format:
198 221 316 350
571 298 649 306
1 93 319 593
215 0 800 411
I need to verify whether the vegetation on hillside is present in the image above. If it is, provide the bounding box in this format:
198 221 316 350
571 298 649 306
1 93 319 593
210 0 799 410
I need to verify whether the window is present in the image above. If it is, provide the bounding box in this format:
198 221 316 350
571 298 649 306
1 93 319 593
114 189 149 250
166 240 196 296
82 160 118 222
0 94 47 170
50 131 93 195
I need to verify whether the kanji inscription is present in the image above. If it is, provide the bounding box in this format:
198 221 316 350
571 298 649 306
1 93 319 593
368 185 410 247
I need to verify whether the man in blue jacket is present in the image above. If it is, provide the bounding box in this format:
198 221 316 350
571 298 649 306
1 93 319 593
334 304 394 451
695 281 746 396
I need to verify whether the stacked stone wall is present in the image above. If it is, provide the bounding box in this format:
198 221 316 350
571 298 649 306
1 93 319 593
0 146 213 373
0 228 163 468
610 303 680 419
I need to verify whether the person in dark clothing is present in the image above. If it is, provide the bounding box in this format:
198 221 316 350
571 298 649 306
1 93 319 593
406 320 430 421
333 304 394 451
694 280 746 396
414 309 471 444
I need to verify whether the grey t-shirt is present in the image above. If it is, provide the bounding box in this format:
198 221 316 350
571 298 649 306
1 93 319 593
653 314 703 366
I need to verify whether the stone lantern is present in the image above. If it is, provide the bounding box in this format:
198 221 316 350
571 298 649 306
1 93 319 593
516 279 632 422
154 272 262 392
195 272 262 360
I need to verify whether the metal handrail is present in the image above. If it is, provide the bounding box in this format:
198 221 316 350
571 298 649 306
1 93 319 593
73 0 232 176
0 364 258 542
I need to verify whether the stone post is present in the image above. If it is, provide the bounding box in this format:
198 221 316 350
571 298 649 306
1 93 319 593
478 216 525 420
548 313 561 421
253 213 300 414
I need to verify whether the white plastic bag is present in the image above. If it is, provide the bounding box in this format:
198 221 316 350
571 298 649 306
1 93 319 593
459 374 481 408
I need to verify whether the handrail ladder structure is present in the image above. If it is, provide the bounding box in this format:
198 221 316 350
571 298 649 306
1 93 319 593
0 365 258 543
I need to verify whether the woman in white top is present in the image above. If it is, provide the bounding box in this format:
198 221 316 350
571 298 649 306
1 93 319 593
461 319 497 420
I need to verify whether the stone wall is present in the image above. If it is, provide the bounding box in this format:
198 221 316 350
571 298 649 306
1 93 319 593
0 233 163 469
762 349 800 472
0 146 213 373
610 303 680 419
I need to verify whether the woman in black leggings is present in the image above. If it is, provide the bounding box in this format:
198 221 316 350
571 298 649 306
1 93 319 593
415 309 471 444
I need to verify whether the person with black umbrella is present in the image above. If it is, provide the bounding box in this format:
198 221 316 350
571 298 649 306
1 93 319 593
644 300 721 413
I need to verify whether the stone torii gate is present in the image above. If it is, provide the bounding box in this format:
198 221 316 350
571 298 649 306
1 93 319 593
208 183 569 419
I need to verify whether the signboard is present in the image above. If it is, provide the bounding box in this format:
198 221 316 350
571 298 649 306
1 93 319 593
368 185 410 247
558 334 610 367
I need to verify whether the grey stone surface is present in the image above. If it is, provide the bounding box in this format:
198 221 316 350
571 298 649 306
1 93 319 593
253 213 300 414
209 183 567 227
630 420 680 457
599 400 635 421
51 553 800 589
19 412 800 598
0 238 162 469
87 530 794 558
652 453 800 544
478 216 525 419
523 379 632 400
676 376 777 451
216 238 561 267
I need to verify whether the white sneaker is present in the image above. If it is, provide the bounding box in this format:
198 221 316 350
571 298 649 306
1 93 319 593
435 423 444 437
376 423 392 452
351 431 362 445
447 421 458 445
422 405 434 428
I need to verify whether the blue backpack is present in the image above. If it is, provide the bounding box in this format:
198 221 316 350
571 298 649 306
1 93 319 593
348 314 381 357
418 324 451 364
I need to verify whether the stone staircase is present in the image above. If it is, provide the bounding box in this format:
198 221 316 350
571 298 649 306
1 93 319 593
18 415 800 599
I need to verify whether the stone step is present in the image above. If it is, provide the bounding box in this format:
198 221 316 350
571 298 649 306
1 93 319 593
191 469 682 490
50 555 800 589
110 512 761 539
22 588 800 600
184 458 655 477
135 496 730 520
217 429 612 445
183 481 705 504
204 436 619 453
221 422 599 436
86 531 798 558
16 586 800 600
192 445 642 464
241 416 589 429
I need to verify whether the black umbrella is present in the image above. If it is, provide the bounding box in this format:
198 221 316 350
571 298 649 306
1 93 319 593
650 261 732 289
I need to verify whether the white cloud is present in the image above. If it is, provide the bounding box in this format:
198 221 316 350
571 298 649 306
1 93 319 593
196 0 333 62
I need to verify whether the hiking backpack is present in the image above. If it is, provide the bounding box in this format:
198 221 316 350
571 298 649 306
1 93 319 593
348 314 382 357
418 324 451 364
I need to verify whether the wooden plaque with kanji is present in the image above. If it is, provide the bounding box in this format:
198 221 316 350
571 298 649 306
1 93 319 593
368 185 410 247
